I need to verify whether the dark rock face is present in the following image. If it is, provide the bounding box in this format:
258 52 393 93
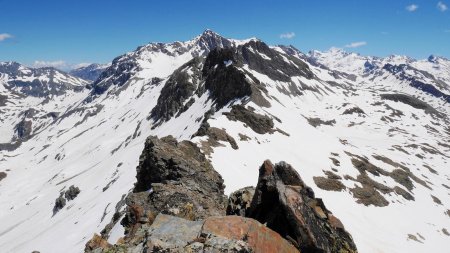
91 58 137 95
14 119 32 140
342 107 365 116
238 40 314 82
0 172 7 182
247 160 358 253
203 48 253 108
65 185 81 200
53 194 66 215
150 58 202 123
224 105 275 134
133 135 226 196
121 135 227 236
227 186 255 216
307 117 336 128
53 185 81 215
0 94 7 106
201 42 313 109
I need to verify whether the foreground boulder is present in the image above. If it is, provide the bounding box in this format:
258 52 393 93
247 160 357 253
88 214 299 253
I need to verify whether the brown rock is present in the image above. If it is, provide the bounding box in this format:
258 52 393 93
248 160 358 253
203 216 299 253
85 234 111 252
313 176 346 192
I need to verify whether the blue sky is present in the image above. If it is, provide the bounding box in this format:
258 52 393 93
0 0 449 70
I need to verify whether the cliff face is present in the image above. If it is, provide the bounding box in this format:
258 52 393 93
85 136 357 253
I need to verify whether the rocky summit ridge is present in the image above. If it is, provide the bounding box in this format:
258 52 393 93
85 135 357 253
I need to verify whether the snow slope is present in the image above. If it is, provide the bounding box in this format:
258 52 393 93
0 31 449 253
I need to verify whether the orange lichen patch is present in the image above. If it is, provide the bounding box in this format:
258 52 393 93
203 216 299 253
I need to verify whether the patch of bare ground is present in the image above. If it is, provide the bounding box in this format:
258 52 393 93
343 153 418 206
200 127 238 156
431 195 442 205
238 133 250 141
442 228 450 236
407 234 423 243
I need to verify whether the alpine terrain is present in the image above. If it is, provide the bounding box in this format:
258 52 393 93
0 30 449 253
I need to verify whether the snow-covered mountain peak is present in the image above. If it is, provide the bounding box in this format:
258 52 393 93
307 48 375 75
0 62 88 97
89 30 267 97
427 54 449 63
1 32 450 253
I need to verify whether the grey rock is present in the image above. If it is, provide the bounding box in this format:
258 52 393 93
53 193 66 215
224 105 274 134
227 186 255 216
145 214 203 250
121 135 227 237
65 185 81 200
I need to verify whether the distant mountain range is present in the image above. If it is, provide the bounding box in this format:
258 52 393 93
70 63 111 82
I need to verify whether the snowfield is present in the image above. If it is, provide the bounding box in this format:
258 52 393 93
0 31 449 253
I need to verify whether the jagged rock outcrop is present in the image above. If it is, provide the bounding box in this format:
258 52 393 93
14 119 32 140
53 193 66 215
65 185 81 200
86 136 357 253
238 40 314 82
121 135 228 236
91 59 137 95
202 48 253 108
53 185 81 215
247 160 358 253
150 58 202 123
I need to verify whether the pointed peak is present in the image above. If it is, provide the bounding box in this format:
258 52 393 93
202 28 215 34
0 61 21 67
200 29 222 38
427 54 447 62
